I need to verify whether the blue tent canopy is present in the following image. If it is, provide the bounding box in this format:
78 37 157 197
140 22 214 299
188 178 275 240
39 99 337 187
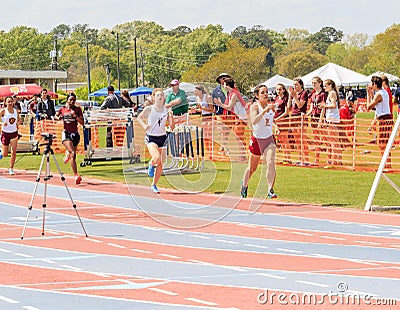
89 87 121 97
129 86 153 96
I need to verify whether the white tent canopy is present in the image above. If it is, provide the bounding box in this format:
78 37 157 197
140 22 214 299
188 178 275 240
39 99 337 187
367 71 400 83
256 74 294 91
301 62 370 88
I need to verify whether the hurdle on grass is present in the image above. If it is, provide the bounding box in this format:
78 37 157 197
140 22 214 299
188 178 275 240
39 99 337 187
81 108 137 166
125 125 204 174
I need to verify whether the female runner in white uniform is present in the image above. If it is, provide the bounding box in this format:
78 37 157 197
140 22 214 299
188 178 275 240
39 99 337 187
0 96 20 175
240 85 278 199
138 88 175 193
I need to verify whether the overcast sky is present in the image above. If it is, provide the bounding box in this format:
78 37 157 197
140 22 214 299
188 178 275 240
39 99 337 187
2 0 399 36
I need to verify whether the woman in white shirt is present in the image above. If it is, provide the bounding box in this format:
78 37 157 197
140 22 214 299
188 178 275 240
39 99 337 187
137 88 175 193
240 85 278 199
193 85 213 158
319 79 342 167
0 96 20 175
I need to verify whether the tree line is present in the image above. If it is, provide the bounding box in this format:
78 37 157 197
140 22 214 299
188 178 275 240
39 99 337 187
0 21 399 97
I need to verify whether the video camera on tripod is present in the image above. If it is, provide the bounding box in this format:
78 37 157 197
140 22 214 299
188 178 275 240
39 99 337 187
40 132 55 146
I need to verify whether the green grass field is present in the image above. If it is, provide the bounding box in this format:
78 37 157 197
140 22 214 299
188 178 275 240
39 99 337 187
2 149 399 210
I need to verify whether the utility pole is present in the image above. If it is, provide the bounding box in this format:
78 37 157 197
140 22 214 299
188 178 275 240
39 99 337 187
140 46 145 86
104 63 111 86
50 36 60 93
134 37 139 88
134 37 139 106
111 31 121 91
85 35 91 99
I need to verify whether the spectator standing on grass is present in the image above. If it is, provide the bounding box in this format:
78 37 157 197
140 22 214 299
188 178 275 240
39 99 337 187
0 96 21 175
240 84 278 199
137 88 175 194
29 94 39 141
215 77 248 161
319 79 342 167
193 84 214 158
366 76 393 168
165 79 188 117
212 73 231 156
55 93 84 185
381 75 393 118
274 83 291 163
288 77 309 165
37 89 56 120
121 90 136 110
306 76 327 165
100 85 129 147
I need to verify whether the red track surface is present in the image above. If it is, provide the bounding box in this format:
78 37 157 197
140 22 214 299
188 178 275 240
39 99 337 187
1 170 399 309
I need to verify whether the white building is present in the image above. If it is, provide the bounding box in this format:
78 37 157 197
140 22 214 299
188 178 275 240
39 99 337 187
0 70 67 92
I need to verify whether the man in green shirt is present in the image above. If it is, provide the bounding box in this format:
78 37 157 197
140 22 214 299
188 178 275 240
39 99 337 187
165 79 188 116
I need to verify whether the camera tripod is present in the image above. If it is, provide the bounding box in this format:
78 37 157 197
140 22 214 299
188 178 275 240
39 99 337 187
21 135 88 239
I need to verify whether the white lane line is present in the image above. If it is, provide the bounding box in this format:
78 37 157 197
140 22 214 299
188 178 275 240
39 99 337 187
311 253 341 259
320 236 346 241
296 280 330 288
60 265 83 271
221 266 247 272
263 227 284 232
86 238 103 243
291 231 314 236
166 231 184 235
22 306 40 310
390 244 400 248
14 253 34 258
347 259 381 266
0 296 18 303
0 248 12 253
148 288 178 296
187 259 214 265
89 272 112 278
360 224 380 229
106 243 126 249
354 240 380 245
131 249 152 254
41 259 57 264
276 248 303 254
189 235 210 239
256 273 287 279
185 297 218 306
158 254 181 259
244 243 269 249
216 239 238 244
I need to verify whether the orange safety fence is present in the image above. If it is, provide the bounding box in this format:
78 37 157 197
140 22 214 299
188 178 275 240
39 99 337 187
11 112 399 173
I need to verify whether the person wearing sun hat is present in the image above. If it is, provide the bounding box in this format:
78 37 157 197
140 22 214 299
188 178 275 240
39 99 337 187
165 79 188 116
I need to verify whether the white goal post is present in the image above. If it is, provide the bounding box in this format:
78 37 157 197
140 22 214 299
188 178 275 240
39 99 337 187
365 115 400 211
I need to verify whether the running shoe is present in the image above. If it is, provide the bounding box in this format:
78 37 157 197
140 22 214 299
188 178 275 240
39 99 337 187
240 180 248 198
75 175 82 185
8 168 14 176
267 188 277 199
150 185 160 194
63 150 70 164
148 164 155 178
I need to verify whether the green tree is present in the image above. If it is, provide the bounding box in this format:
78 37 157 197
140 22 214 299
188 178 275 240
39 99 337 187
0 26 52 70
182 39 268 94
366 24 400 76
326 43 347 65
306 26 344 55
276 48 327 78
